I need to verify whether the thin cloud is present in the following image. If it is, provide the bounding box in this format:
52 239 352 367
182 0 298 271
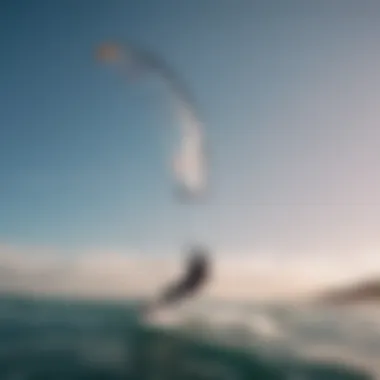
0 243 379 301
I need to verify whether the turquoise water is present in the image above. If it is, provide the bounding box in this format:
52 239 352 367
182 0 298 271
0 294 133 379
0 294 376 379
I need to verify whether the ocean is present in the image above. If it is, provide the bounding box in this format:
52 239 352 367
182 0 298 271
0 294 378 379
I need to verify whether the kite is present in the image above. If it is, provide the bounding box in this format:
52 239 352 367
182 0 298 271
96 41 208 201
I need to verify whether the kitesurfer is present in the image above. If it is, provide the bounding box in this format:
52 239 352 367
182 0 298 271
159 245 210 305
140 246 210 316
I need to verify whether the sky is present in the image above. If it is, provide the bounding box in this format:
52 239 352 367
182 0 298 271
1 0 380 298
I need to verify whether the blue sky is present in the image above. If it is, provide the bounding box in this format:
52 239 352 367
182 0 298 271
1 0 380 259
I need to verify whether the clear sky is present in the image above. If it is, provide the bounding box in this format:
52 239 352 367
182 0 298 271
1 0 380 262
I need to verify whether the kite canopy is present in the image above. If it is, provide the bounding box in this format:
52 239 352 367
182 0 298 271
96 41 208 201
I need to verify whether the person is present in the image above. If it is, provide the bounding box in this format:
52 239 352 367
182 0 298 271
140 245 210 316
160 245 210 305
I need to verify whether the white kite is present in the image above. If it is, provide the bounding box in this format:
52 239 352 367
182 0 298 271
96 42 207 201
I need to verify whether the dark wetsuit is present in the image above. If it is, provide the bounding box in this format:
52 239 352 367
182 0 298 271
140 249 210 315
159 253 209 305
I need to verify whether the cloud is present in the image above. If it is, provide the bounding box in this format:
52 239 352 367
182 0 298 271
0 244 179 299
0 243 379 301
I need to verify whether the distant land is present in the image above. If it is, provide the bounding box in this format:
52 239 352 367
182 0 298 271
317 277 380 305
